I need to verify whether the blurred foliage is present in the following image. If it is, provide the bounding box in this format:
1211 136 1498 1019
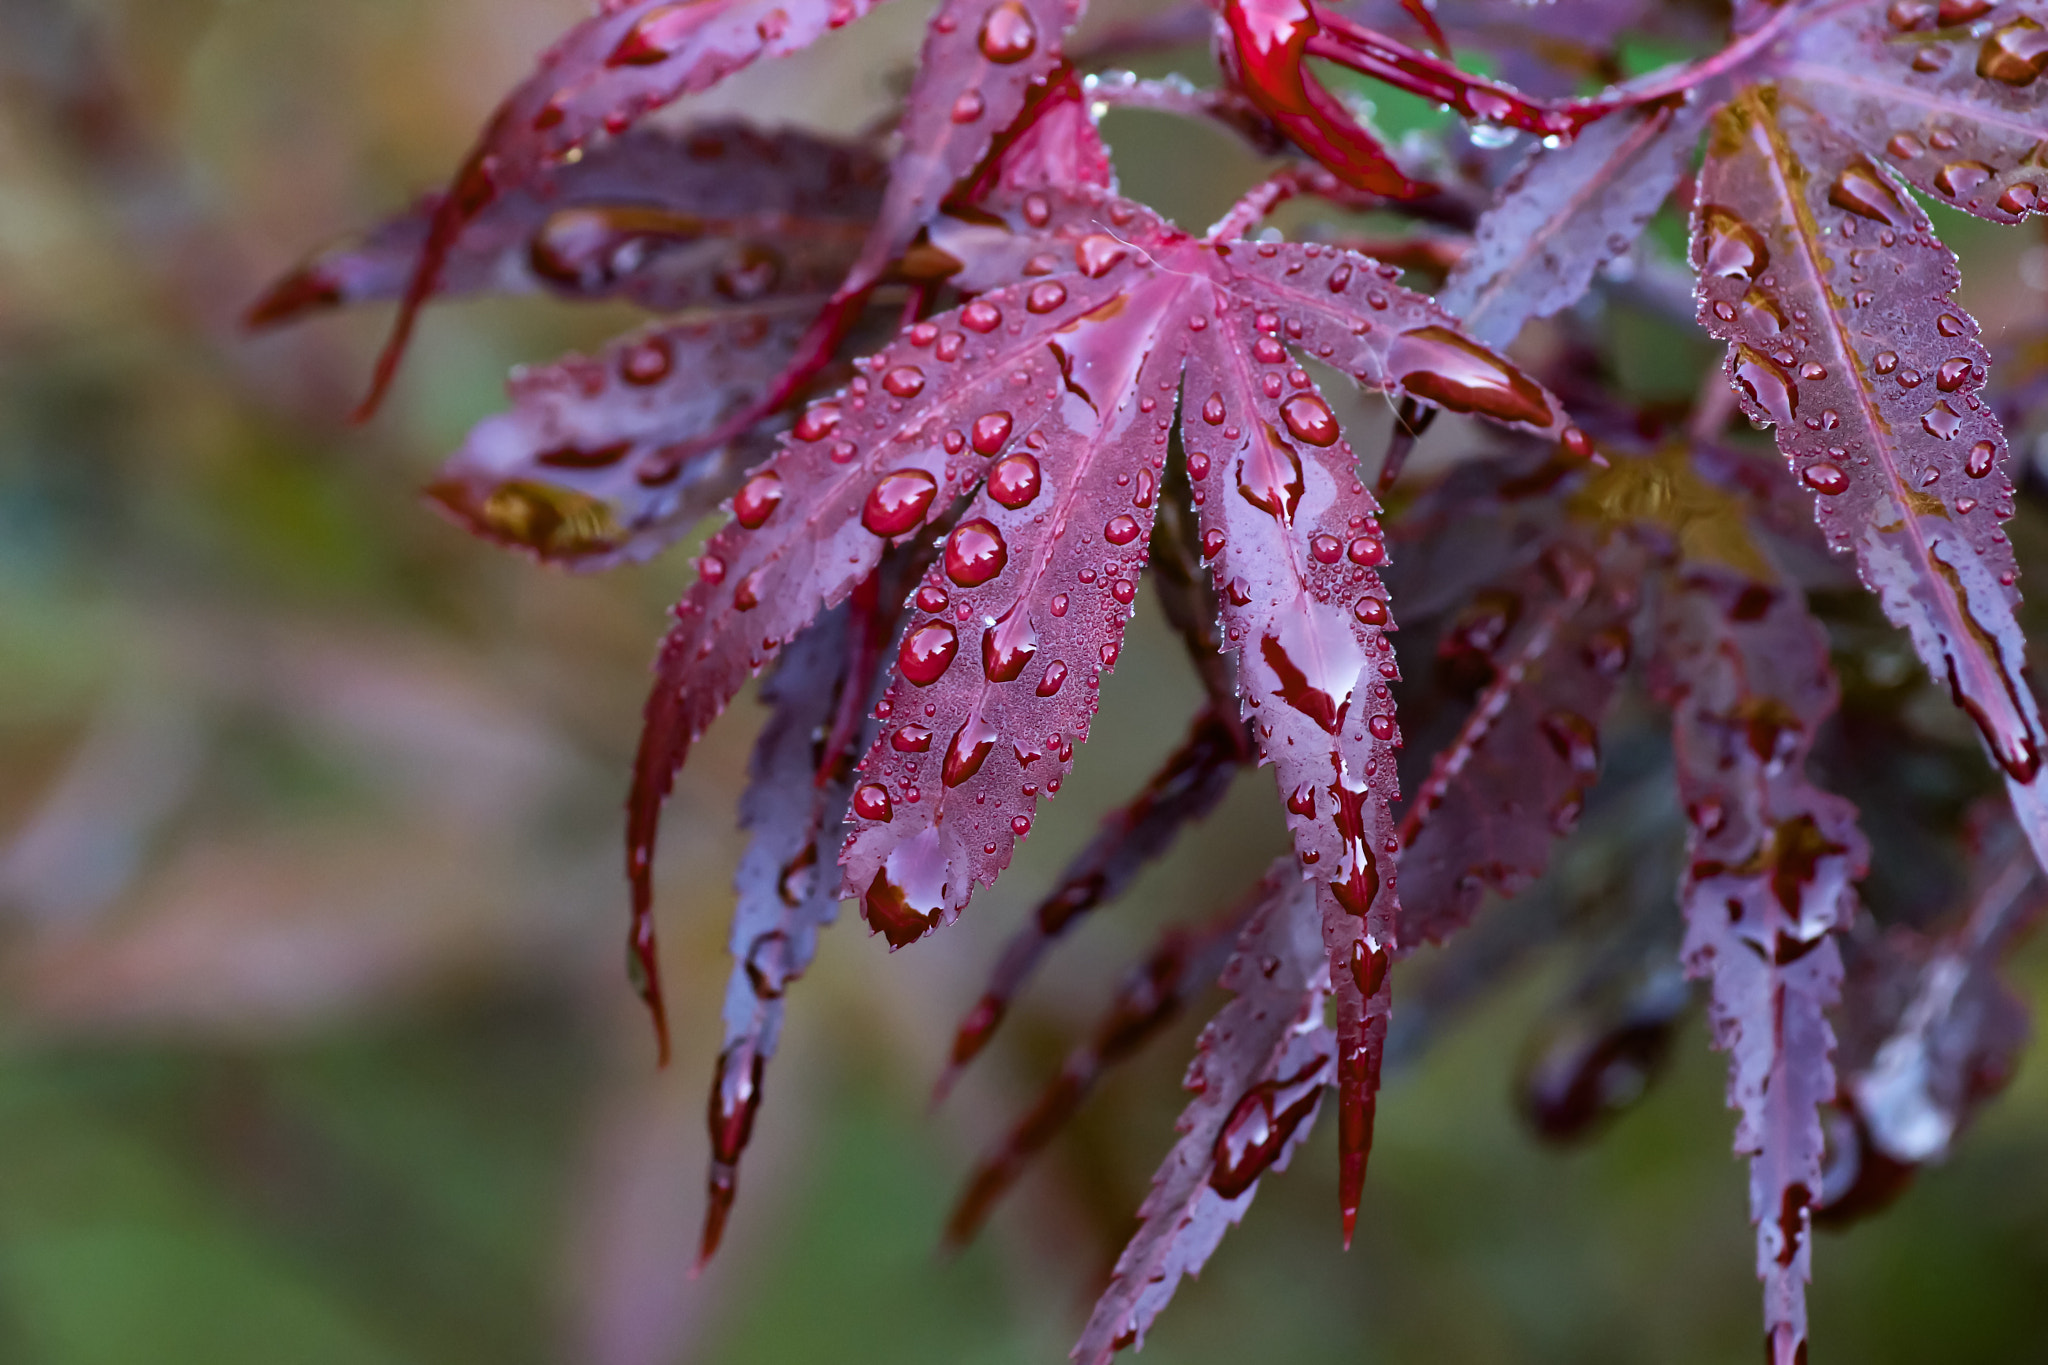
1 1 2047 1363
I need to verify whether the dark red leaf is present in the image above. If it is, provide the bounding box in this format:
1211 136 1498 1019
943 901 1247 1247
1692 92 2048 881
1397 533 1644 947
934 709 1246 1098
246 124 881 328
429 312 801 570
1652 565 1871 1365
1072 862 1331 1364
360 0 893 414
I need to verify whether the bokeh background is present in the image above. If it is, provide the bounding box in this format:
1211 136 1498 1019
3 1 2048 1362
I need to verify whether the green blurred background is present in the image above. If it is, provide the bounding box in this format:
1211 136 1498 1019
3 2 2048 1362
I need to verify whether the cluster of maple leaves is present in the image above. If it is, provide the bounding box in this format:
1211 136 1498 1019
251 0 2048 1359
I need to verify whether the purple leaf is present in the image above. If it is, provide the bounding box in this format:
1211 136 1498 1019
943 901 1247 1247
429 312 801 570
246 124 881 327
1692 92 2048 873
1072 862 1331 1364
1652 565 1871 1365
1439 96 1709 346
697 605 858 1266
1397 534 1644 947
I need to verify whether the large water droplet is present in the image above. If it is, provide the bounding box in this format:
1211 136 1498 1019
1280 393 1340 447
961 300 1002 333
1261 608 1362 735
1104 513 1141 545
1828 158 1908 225
1388 326 1553 426
1202 393 1227 425
900 621 959 685
977 0 1039 62
863 469 940 536
946 519 1009 585
1967 439 1997 477
1209 1062 1326 1198
1036 661 1068 696
982 614 1039 681
1238 427 1306 521
1936 358 1973 392
854 784 894 821
883 364 927 398
1733 346 1799 427
1980 16 2048 85
1075 234 1127 278
892 724 933 752
794 404 841 442
1935 160 1996 200
1921 400 1964 440
1802 461 1850 495
733 471 783 528
985 452 1039 509
1700 207 1770 281
1026 280 1068 313
944 714 1000 786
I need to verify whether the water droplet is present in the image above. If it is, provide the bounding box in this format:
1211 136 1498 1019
1348 536 1386 566
977 0 1038 63
1799 363 1827 382
608 4 703 65
1873 351 1899 376
1886 131 1926 160
1967 439 1997 477
1389 326 1553 426
698 554 727 585
1936 160 1996 200
1287 783 1317 818
1540 710 1600 776
1979 16 2048 85
944 715 1000 786
1938 314 1967 337
1036 661 1068 696
946 520 1009 586
969 411 1016 459
916 585 950 613
863 469 940 536
1075 234 1127 278
883 364 926 398
1936 358 1973 392
795 404 841 441
1280 393 1340 447
1201 529 1226 558
892 724 933 752
1309 534 1342 564
1733 346 1799 427
733 472 783 528
1899 367 1924 388
1104 514 1141 545
1700 207 1769 281
1367 713 1395 741
982 615 1038 681
900 621 959 685
1210 1062 1326 1198
1583 627 1631 676
1921 400 1964 440
1049 592 1068 617
962 300 1002 333
1354 595 1388 625
1021 193 1051 228
1828 158 1907 225
621 336 673 385
1712 300 1738 322
1025 281 1068 314
1327 264 1352 293
1802 461 1850 494
951 91 985 123
854 784 893 821
1227 578 1253 606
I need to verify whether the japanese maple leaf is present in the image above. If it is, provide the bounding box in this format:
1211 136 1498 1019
626 179 1581 1240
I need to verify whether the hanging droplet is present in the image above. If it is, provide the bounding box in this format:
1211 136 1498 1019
863 469 940 536
977 0 1039 63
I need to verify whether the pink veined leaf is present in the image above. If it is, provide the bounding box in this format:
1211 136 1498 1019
626 268 1127 1022
359 0 895 416
1072 862 1331 1365
1396 533 1644 947
428 312 803 571
1778 0 2048 225
838 267 1193 944
839 0 1090 296
943 900 1248 1247
1691 92 2048 880
696 605 859 1267
934 708 1247 1099
963 66 1117 203
1438 96 1710 347
246 124 882 328
1652 565 1871 1365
